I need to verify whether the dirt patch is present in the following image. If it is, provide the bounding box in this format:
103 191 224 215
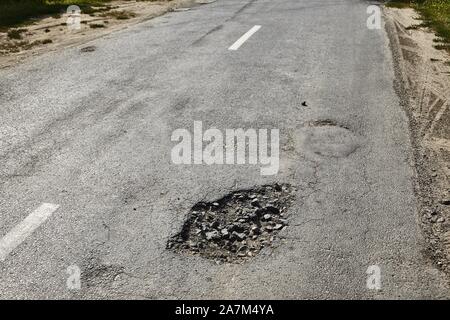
167 183 296 263
0 0 212 69
384 7 450 273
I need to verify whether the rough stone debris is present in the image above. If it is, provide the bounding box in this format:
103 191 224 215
167 183 296 263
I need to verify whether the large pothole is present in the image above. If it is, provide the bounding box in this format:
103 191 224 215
295 119 360 158
167 183 296 263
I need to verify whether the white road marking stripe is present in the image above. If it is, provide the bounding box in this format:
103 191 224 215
228 25 261 51
0 203 59 262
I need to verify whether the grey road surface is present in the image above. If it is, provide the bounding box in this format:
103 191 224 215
0 0 448 299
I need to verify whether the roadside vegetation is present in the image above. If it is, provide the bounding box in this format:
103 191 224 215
386 0 450 51
0 0 113 30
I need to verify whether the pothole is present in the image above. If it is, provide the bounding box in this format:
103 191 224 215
82 255 124 288
167 183 296 263
80 46 96 53
295 119 360 158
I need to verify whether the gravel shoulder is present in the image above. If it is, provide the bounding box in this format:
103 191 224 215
384 6 450 276
0 0 211 69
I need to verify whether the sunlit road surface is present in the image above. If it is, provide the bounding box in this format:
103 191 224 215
0 0 448 299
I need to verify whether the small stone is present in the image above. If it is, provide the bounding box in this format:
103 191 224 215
437 217 445 223
265 205 280 215
251 198 261 207
212 202 219 207
189 241 198 247
234 223 245 232
205 230 219 240
251 225 261 234
238 245 248 252
263 214 272 221
274 224 283 230
255 208 265 217
265 225 274 232
232 231 246 241
221 228 229 236
211 221 220 228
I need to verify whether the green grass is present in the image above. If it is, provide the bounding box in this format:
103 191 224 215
386 1 412 8
386 1 450 51
0 0 113 30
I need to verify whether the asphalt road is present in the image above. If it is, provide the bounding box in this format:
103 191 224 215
0 0 449 299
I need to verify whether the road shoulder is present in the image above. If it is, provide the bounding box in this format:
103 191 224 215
0 0 214 69
384 6 450 278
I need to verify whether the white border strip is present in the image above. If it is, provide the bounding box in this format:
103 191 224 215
0 203 59 262
228 25 261 51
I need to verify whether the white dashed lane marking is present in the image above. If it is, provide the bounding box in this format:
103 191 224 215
0 203 59 262
228 25 261 51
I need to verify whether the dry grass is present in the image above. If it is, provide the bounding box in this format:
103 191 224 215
100 10 137 20
0 0 113 30
89 23 106 28
7 28 28 39
387 1 450 51
0 38 52 54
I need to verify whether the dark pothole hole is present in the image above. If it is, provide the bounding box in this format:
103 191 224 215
167 183 296 263
80 46 96 53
